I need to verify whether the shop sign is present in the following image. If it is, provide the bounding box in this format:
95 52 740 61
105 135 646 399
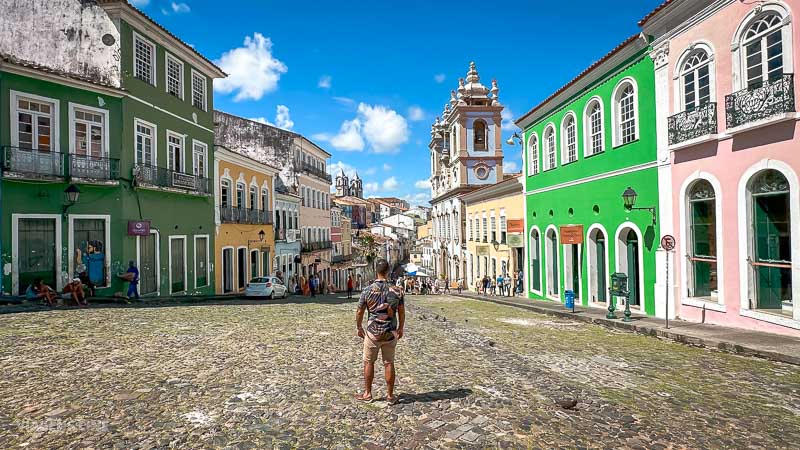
507 219 524 233
506 233 524 248
476 246 490 256
559 225 584 245
127 220 151 236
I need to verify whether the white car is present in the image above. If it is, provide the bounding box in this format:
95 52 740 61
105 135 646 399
244 276 288 299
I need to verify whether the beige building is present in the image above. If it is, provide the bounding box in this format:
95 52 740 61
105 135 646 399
295 136 333 285
462 174 524 291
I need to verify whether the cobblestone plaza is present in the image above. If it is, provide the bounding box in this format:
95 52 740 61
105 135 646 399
1 295 798 449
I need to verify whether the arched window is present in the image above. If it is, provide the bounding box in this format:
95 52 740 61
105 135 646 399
543 125 557 170
527 133 539 176
220 179 231 208
236 182 245 208
585 99 604 155
473 120 487 151
687 180 717 298
748 169 791 311
682 50 711 110
530 228 541 293
614 80 638 146
261 188 269 212
249 185 257 210
742 13 784 89
561 113 577 164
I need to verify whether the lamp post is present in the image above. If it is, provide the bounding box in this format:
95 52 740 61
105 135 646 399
621 186 656 225
62 184 81 217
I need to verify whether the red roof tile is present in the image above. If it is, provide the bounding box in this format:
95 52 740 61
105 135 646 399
638 0 674 27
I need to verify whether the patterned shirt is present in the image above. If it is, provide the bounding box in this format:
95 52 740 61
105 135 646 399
358 279 405 340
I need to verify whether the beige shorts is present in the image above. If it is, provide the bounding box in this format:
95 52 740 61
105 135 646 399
363 334 397 364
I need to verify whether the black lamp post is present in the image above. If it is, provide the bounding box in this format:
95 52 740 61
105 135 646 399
621 186 656 225
62 184 81 216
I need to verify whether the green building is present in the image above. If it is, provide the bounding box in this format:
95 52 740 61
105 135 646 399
518 35 661 316
0 0 225 297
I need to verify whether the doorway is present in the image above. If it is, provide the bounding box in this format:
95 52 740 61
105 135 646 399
16 217 58 295
237 248 247 291
564 244 581 301
222 248 234 293
616 227 641 308
138 231 159 295
588 227 608 304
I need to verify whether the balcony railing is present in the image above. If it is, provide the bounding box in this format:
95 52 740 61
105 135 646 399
220 206 274 225
134 163 211 195
725 74 795 129
301 162 333 183
302 240 333 252
668 102 718 146
1 147 120 181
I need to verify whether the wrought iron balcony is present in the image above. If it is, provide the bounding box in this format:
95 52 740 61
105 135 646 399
301 162 333 183
725 74 795 130
133 163 211 195
220 206 274 225
1 147 120 181
668 103 718 146
301 240 333 252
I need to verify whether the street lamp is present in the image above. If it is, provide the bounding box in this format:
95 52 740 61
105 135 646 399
62 184 81 216
506 132 522 146
621 186 656 225
492 239 500 251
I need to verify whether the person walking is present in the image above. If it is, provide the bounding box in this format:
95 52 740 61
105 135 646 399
355 259 405 405
444 278 450 294
347 275 354 299
497 273 504 297
125 261 140 301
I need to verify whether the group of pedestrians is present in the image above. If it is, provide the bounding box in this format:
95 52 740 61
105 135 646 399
475 270 524 297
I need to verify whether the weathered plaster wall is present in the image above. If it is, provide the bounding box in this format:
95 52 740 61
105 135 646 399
0 0 121 87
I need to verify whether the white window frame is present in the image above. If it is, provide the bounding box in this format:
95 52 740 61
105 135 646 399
194 234 211 289
133 31 157 87
10 90 60 152
612 77 639 147
11 214 63 294
560 112 578 164
165 52 185 99
583 96 605 157
527 132 539 176
543 124 557 171
191 68 207 112
68 103 109 158
732 5 793 91
673 43 718 113
134 118 158 165
166 130 185 172
192 139 208 178
68 214 112 288
168 235 188 294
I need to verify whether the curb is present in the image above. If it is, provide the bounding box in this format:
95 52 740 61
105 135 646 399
452 294 800 366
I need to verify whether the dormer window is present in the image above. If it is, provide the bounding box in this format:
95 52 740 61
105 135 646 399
474 120 487 151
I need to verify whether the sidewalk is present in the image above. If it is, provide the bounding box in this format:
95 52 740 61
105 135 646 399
452 291 800 366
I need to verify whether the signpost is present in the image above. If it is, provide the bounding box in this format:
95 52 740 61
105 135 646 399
660 235 676 329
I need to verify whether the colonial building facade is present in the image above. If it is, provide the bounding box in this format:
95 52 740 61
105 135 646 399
517 35 661 316
1 0 225 296
643 0 800 335
213 147 276 295
429 62 506 281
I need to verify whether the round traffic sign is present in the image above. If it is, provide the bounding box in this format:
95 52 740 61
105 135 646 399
661 235 676 251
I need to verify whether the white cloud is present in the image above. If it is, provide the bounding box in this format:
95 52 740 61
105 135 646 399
311 132 331 141
129 0 149 7
247 105 293 130
382 176 400 191
382 163 392 171
318 75 332 89
171 2 190 13
358 103 409 153
329 119 365 151
364 182 379 193
402 192 431 205
414 179 431 189
503 161 519 173
214 33 287 102
434 73 446 83
274 105 294 130
364 167 377 176
407 106 425 121
333 96 355 106
501 108 520 131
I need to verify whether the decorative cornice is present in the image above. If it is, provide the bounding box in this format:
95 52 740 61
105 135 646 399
650 41 671 69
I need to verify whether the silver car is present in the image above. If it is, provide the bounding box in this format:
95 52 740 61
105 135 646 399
244 276 288 299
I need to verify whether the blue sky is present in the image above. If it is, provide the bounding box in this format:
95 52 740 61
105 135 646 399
132 0 664 206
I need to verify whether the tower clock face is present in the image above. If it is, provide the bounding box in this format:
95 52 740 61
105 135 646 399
474 163 490 180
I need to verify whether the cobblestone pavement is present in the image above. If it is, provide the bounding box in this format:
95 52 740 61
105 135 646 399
0 295 799 449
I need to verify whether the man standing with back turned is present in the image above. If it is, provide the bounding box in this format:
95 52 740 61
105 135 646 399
355 258 405 404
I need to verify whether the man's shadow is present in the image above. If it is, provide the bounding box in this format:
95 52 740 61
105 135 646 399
395 388 472 404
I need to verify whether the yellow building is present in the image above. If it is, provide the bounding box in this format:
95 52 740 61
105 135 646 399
461 175 524 292
214 147 279 294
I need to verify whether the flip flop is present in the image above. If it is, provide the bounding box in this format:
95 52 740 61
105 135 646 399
354 393 373 403
386 395 399 405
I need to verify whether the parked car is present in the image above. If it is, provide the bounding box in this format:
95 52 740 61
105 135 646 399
244 277 288 299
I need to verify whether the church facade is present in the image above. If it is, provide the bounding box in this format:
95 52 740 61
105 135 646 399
428 62 507 282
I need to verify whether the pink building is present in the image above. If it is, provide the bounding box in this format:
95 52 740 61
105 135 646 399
644 0 800 336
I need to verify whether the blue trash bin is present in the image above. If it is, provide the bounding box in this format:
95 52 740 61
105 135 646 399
564 290 575 310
